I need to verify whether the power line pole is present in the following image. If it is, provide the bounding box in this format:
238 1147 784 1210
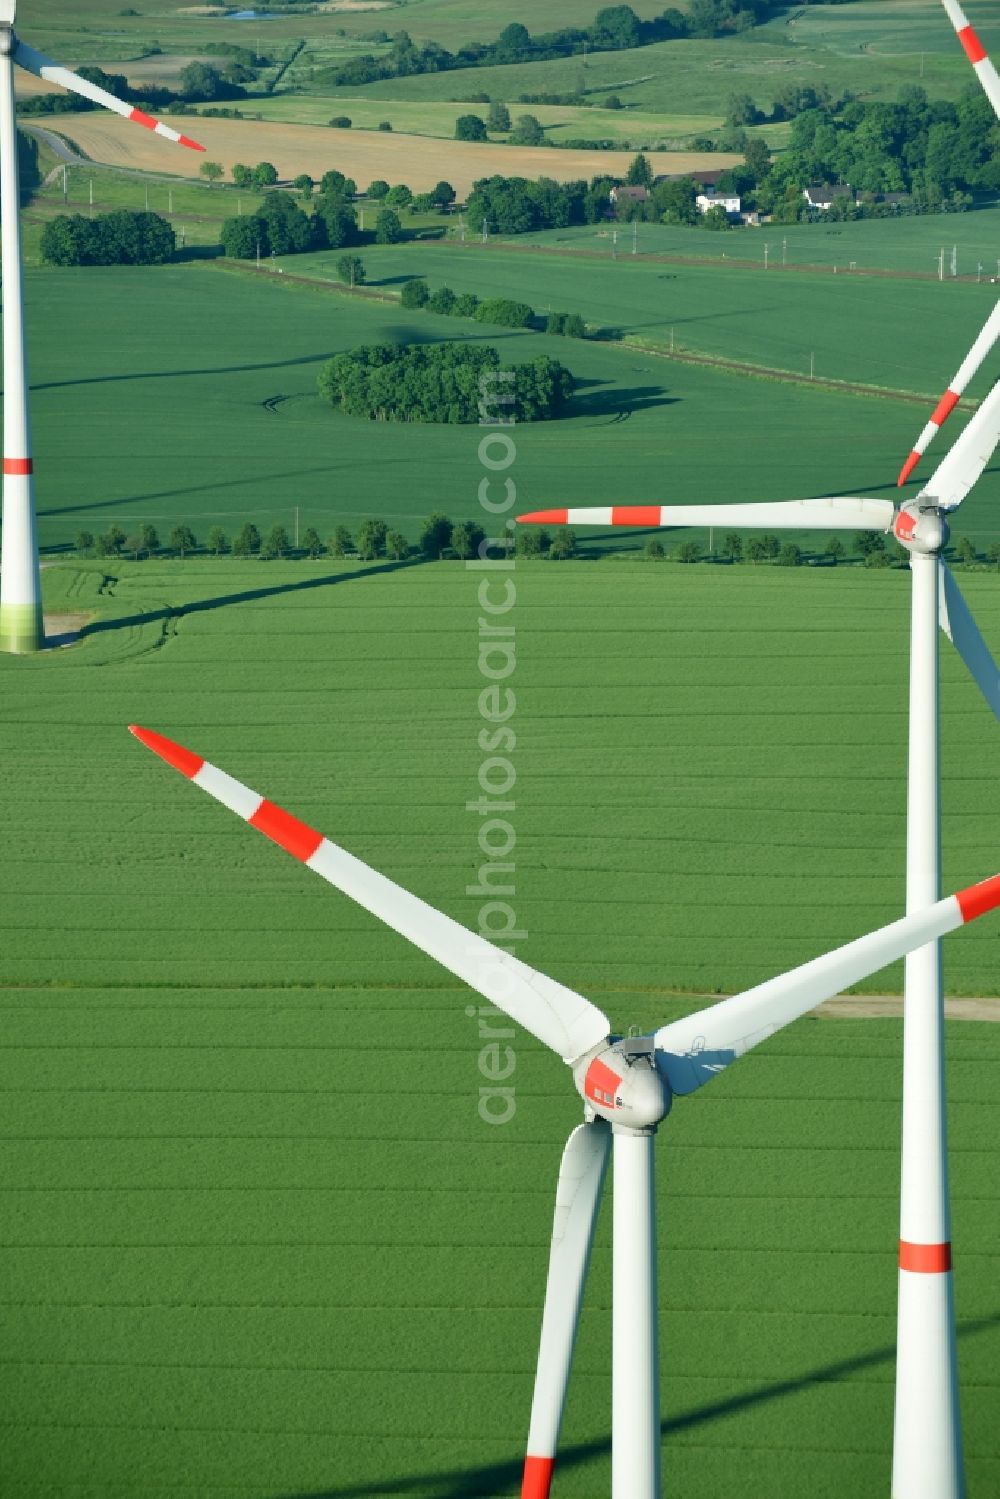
62 164 67 202
782 237 787 266
482 217 488 243
809 351 815 380
938 248 945 282
632 219 637 255
294 506 299 549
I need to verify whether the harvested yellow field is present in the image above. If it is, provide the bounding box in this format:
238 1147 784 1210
47 113 739 195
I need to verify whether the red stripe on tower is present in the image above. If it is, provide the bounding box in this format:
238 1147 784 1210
521 1455 556 1499
129 108 157 131
958 25 987 64
930 389 961 427
249 799 325 863
128 725 205 780
899 1240 952 1273
610 506 661 526
3 458 32 475
956 871 1000 923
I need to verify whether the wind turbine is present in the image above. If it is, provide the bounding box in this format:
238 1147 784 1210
518 381 1000 1498
897 0 1000 485
0 0 203 653
127 722 1000 1499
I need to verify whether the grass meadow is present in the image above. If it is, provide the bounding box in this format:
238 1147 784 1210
1 556 1000 1498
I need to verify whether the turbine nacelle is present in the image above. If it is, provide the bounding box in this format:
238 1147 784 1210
894 504 950 555
573 1037 672 1133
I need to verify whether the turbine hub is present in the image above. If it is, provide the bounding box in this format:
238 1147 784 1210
573 1037 671 1134
894 504 948 555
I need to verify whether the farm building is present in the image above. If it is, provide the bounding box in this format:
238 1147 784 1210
803 183 857 211
696 189 741 218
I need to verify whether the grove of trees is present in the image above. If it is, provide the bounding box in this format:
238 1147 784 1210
318 343 575 423
41 210 175 266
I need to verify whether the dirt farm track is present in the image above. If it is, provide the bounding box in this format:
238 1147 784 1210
44 113 737 195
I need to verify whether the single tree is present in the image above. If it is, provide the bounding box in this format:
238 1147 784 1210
328 116 352 129
453 292 479 317
646 538 665 560
330 524 353 557
516 527 550 558
336 253 366 286
865 548 894 569
377 120 392 132
510 114 544 146
451 520 485 559
207 526 228 555
777 540 802 567
856 530 886 557
385 183 413 209
170 524 197 557
401 277 430 308
375 209 402 244
455 114 488 142
293 173 313 198
676 540 701 564
357 518 388 560
231 163 253 188
548 527 577 560
367 179 390 199
746 535 769 564
419 512 453 558
825 536 845 565
427 285 456 314
124 533 145 561
140 522 159 555
626 151 653 188
75 529 95 556
988 541 1000 570
956 535 978 565
604 94 624 110
488 101 511 132
722 532 743 563
431 180 456 209
302 527 324 559
199 160 224 187
263 524 290 559
251 161 278 189
385 530 409 560
233 521 261 557
98 525 126 558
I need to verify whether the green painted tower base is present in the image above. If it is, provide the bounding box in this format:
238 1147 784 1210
0 601 45 653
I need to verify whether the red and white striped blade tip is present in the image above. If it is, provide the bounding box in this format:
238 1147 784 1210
129 724 203 777
517 507 659 525
956 871 1000 923
898 451 921 487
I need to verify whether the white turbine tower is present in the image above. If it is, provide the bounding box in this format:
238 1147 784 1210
897 0 1000 485
518 382 1000 1497
0 0 203 653
128 722 1000 1499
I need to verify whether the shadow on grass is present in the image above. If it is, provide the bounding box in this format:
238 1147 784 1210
77 554 430 639
280 1311 1000 1499
31 349 338 394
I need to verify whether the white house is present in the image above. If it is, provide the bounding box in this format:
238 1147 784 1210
696 190 741 217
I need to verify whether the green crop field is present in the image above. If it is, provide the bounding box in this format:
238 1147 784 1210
2 555 1000 1498
5 20 1000 1488
278 234 1000 403
16 260 1000 558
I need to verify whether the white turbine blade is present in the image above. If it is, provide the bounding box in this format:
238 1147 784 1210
655 873 1000 1096
12 40 204 150
0 1 14 26
522 1120 611 1499
940 561 1000 722
899 300 1000 485
128 726 610 1063
517 498 895 531
940 0 1000 119
917 377 1000 511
